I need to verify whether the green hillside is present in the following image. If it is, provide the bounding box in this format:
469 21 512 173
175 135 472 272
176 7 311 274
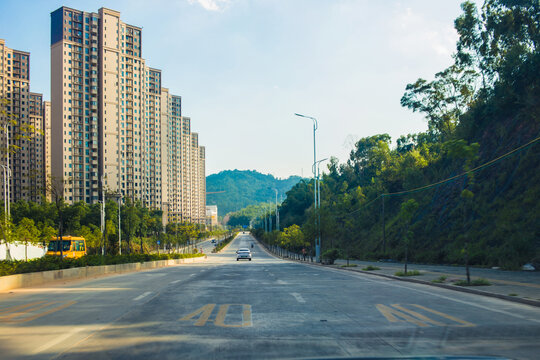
267 0 540 269
206 170 302 217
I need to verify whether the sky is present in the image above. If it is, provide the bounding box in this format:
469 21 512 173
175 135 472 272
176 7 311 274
0 0 473 179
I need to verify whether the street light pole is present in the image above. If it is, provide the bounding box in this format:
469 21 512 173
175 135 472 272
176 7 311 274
295 113 319 261
0 165 7 226
273 188 279 231
315 158 328 259
116 193 122 255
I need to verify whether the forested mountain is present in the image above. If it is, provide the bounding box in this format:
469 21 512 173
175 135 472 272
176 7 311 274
266 0 540 269
206 170 302 217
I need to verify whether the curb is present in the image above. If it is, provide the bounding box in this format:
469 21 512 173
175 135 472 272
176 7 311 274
0 255 208 292
334 266 540 308
255 240 540 308
213 233 238 254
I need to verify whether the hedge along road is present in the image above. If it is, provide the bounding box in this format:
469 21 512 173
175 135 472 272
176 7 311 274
0 232 539 359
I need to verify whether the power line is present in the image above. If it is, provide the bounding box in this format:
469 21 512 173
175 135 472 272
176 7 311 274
382 136 539 197
337 136 540 218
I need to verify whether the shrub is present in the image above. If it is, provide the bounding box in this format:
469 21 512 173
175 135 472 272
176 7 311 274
321 248 341 265
0 252 205 277
362 265 380 271
394 270 422 276
212 234 236 253
454 278 491 286
431 276 447 283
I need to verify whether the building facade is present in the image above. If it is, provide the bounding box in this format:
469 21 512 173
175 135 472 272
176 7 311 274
0 39 47 203
50 7 205 224
206 205 218 228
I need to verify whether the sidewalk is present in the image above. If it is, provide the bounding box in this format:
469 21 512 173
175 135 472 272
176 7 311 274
333 259 540 305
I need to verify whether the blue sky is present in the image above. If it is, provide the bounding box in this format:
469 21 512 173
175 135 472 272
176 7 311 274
0 0 472 178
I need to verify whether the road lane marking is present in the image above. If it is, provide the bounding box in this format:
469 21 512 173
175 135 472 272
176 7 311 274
170 280 181 284
376 304 475 328
180 304 216 326
180 304 252 327
133 291 152 301
291 292 306 303
0 301 46 315
320 265 540 324
391 304 445 326
190 273 196 276
376 304 429 327
32 327 85 354
0 301 77 323
276 280 287 284
410 304 475 327
215 304 252 328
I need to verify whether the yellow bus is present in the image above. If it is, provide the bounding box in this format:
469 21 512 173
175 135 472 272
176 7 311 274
47 236 87 258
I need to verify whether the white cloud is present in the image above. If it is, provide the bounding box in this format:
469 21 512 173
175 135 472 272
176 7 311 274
390 6 458 60
188 0 230 12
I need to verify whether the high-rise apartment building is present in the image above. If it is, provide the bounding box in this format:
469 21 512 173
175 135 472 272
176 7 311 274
0 39 46 203
27 92 46 202
50 7 206 225
43 101 52 200
51 7 147 203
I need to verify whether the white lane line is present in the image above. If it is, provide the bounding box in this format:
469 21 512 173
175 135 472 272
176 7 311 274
190 273 196 276
277 280 288 285
170 280 181 284
291 292 306 303
133 291 152 301
33 327 85 354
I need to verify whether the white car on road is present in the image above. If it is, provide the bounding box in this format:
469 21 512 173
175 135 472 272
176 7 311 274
236 248 252 261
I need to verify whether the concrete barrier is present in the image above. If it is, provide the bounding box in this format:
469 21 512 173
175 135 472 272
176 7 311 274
0 256 207 292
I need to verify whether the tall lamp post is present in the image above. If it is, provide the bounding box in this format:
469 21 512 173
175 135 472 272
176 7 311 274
273 188 279 231
295 113 319 261
114 192 123 255
314 158 328 261
0 165 8 225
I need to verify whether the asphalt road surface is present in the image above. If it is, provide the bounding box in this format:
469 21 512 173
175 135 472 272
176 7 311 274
0 233 539 359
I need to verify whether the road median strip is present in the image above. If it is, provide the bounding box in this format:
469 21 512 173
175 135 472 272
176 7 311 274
0 256 208 292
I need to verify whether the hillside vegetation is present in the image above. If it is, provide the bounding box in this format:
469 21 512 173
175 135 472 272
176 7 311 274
206 170 302 217
259 0 540 270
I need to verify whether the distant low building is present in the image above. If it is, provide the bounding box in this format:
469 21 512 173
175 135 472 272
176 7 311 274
206 205 218 227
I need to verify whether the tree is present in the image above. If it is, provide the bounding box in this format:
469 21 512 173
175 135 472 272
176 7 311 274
401 64 477 140
279 224 307 252
46 176 67 258
15 218 40 261
122 199 141 254
399 199 419 274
